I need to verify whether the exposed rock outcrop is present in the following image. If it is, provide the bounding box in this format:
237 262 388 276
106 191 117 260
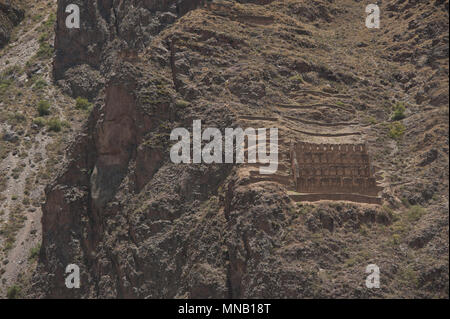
0 0 24 48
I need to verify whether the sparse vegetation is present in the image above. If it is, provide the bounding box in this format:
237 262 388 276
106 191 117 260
9 112 26 123
391 102 406 121
289 74 304 83
407 205 427 222
0 204 26 252
398 265 419 288
75 97 92 111
33 14 56 61
0 66 20 96
388 122 406 139
29 243 41 262
6 285 22 299
0 78 12 96
33 117 47 127
33 78 47 91
391 233 401 246
47 118 63 132
175 99 190 108
37 100 51 116
297 204 313 215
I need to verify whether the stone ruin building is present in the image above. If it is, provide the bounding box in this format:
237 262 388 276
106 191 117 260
290 142 383 204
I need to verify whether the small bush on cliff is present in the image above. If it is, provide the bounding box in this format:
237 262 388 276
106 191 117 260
75 97 92 111
40 13 56 33
367 116 377 125
397 265 419 288
33 117 46 127
32 78 47 91
391 102 406 121
47 118 62 132
407 205 427 222
36 42 54 60
6 285 21 299
9 112 26 124
0 79 12 96
289 74 304 83
29 243 41 261
388 122 406 139
37 100 51 116
175 99 190 108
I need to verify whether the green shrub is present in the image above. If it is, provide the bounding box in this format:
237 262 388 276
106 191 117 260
47 118 62 132
0 79 12 95
398 265 419 287
175 99 190 108
388 122 406 139
1 65 21 77
367 116 377 125
36 42 54 60
37 100 51 116
391 102 406 121
38 32 48 44
75 97 92 111
407 205 427 222
29 243 41 261
10 112 26 123
391 234 401 246
289 74 304 83
7 285 21 299
42 13 56 30
33 78 47 91
33 117 47 127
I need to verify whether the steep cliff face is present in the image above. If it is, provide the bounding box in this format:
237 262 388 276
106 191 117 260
0 0 24 47
31 0 449 298
54 0 173 70
36 63 235 297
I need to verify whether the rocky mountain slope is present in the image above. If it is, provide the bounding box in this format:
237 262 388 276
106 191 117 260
0 0 448 298
0 0 24 48
0 0 86 298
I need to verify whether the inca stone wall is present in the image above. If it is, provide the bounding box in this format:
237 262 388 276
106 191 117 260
290 142 382 200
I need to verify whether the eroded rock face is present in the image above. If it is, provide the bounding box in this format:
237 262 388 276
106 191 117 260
53 0 203 84
35 1 240 297
0 0 24 48
59 1 239 104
